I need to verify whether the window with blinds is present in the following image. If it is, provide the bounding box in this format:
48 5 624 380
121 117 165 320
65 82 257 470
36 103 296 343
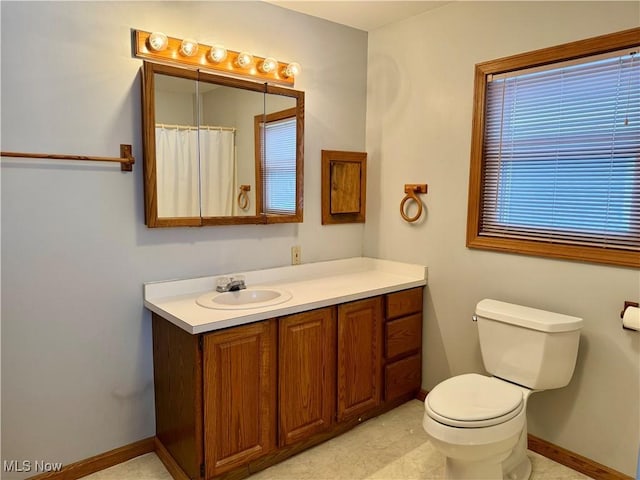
262 116 297 215
467 28 640 267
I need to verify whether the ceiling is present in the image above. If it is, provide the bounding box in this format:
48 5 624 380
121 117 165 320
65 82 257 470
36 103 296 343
263 1 449 31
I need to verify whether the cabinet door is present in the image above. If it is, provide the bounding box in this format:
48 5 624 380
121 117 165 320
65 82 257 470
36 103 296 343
279 308 336 446
337 297 383 421
203 320 276 478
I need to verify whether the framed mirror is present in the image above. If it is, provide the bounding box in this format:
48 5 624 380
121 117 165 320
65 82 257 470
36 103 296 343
141 61 304 227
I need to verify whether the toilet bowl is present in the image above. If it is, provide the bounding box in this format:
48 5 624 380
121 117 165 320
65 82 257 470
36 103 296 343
423 373 532 480
423 299 583 480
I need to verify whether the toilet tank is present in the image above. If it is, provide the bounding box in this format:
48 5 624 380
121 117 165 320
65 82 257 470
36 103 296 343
476 299 583 390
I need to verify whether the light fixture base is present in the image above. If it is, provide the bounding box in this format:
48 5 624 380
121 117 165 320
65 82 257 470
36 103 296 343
133 30 297 86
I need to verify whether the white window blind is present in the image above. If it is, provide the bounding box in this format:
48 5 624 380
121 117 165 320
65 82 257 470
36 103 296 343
481 49 639 251
263 117 297 215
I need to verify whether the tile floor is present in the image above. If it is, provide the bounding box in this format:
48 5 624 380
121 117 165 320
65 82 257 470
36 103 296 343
82 401 592 479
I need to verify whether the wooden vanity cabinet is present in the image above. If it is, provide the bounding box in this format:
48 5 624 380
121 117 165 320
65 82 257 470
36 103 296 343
152 288 423 480
278 308 336 446
337 297 384 421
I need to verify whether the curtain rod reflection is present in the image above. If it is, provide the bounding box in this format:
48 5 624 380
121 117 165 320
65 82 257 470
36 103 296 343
156 123 236 132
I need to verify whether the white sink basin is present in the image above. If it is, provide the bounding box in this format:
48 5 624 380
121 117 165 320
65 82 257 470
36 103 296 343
196 288 292 310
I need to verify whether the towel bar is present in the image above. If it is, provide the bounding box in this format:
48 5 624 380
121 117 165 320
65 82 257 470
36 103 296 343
1 144 135 172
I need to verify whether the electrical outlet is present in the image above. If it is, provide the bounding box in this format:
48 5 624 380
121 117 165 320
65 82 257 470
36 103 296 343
291 246 301 265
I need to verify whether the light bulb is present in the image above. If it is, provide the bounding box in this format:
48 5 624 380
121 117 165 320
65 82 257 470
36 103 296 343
208 45 227 63
235 52 253 69
283 62 302 78
259 57 277 74
148 32 168 52
179 38 199 57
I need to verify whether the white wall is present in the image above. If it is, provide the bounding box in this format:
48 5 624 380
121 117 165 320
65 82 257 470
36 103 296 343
365 1 639 476
1 2 367 477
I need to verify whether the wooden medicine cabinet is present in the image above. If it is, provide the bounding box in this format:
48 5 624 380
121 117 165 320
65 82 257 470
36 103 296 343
141 62 304 227
321 150 367 224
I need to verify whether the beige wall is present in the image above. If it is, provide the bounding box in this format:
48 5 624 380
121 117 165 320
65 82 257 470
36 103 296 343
364 1 640 475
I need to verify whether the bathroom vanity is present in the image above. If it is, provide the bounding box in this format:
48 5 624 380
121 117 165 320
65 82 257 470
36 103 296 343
144 257 426 480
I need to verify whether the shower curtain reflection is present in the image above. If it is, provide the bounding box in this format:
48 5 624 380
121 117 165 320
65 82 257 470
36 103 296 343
155 126 199 218
155 125 236 218
200 127 236 217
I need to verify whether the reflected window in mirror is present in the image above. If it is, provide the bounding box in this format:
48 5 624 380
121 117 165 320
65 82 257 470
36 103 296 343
255 108 297 216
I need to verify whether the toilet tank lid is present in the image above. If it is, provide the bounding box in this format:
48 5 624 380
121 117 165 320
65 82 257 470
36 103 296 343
476 299 584 332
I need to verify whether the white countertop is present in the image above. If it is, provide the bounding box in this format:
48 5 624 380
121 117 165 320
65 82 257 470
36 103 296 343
144 257 427 334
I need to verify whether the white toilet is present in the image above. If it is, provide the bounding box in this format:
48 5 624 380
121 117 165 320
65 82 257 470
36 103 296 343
423 299 583 480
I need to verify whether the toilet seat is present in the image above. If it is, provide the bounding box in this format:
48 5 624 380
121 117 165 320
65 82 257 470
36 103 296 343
426 374 523 428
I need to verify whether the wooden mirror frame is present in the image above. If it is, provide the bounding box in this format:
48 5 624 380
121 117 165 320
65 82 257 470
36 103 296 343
141 61 304 227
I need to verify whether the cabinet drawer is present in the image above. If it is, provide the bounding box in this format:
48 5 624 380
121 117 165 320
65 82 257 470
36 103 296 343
386 288 423 319
385 313 422 360
385 353 421 401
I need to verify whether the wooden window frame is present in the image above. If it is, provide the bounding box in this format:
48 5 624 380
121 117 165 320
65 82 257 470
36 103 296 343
254 107 300 219
466 27 640 268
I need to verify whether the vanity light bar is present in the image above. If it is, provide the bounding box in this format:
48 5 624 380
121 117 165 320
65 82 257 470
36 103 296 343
133 30 300 86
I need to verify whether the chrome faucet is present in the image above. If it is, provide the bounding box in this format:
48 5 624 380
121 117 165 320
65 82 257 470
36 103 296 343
216 276 246 292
